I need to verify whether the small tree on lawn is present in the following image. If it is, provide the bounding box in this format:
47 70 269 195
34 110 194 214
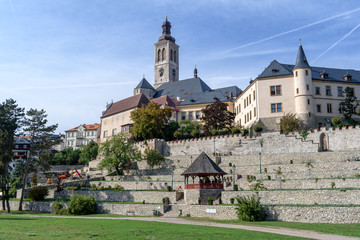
280 113 301 133
339 87 359 124
201 99 235 134
130 102 173 140
143 148 165 168
98 134 140 175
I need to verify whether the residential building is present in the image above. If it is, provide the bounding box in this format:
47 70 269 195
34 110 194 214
65 123 101 149
235 43 360 130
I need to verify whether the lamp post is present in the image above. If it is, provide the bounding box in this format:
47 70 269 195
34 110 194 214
213 139 215 156
259 152 262 173
232 164 236 187
171 166 175 191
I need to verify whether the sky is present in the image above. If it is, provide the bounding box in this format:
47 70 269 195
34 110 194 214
1 0 360 133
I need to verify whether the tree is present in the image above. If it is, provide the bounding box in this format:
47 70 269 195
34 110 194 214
339 87 359 124
280 113 301 133
0 99 24 212
143 148 165 168
19 109 58 211
98 134 140 175
201 99 235 134
79 141 98 165
130 102 173 140
178 120 202 137
51 147 81 165
162 121 179 140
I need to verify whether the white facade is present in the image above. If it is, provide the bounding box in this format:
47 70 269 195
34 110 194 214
65 124 100 149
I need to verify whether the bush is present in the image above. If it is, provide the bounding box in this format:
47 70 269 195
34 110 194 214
113 184 124 191
230 198 235 204
233 184 238 191
68 194 96 215
219 129 229 135
280 113 301 133
231 127 241 134
250 181 267 191
52 200 67 215
207 197 213 205
253 124 263 133
167 186 172 192
300 131 309 140
28 186 49 201
211 129 219 136
162 197 170 205
235 195 266 222
173 130 182 139
332 116 342 125
267 175 271 180
190 129 200 138
143 148 165 168
242 128 249 136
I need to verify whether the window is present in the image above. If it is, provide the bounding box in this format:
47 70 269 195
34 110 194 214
244 99 246 108
170 49 173 61
112 128 117 135
270 85 281 96
326 86 331 96
348 87 355 97
327 103 332 113
338 87 343 97
181 112 186 120
316 104 321 113
189 112 193 120
249 94 251 104
315 87 320 95
15 145 19 149
249 111 252 120
307 99 310 105
253 91 256 100
239 104 241 113
103 131 108 138
117 115 119 122
254 107 256 117
295 71 298 77
306 84 309 91
339 103 344 114
196 111 200 119
71 132 74 137
296 88 299 94
162 48 165 61
271 103 282 113
247 97 249 106
306 70 308 76
157 49 161 62
174 51 177 63
92 131 94 136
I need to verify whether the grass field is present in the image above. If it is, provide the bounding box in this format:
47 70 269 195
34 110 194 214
189 218 360 238
0 214 310 240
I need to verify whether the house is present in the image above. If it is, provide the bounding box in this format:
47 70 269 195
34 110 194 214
234 43 360 130
65 123 101 149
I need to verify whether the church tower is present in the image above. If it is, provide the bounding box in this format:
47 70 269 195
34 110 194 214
293 41 315 129
154 17 179 89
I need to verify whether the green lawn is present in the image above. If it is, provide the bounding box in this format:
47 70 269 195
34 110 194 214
188 218 360 238
0 214 310 240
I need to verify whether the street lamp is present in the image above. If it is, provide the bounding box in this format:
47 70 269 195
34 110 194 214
213 139 216 156
171 166 175 191
232 164 236 187
259 152 262 173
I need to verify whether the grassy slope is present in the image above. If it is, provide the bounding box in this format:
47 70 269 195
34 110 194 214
0 215 309 240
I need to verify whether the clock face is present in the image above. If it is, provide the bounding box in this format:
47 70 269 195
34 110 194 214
159 67 164 77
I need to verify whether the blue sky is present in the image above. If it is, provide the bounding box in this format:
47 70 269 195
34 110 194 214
1 0 360 133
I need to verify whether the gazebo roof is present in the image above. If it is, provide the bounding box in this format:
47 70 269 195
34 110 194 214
181 152 227 176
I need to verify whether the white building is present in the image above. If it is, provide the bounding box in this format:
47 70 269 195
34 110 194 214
65 123 100 149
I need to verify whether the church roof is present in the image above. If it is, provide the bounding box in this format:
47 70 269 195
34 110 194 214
257 60 360 83
294 44 310 69
181 152 227 176
153 77 212 99
101 93 149 118
179 91 229 106
213 86 242 98
135 77 155 90
150 95 178 107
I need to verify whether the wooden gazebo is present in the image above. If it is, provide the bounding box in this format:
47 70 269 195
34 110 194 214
181 152 227 190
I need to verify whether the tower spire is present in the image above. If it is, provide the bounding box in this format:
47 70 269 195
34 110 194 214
294 41 310 69
159 17 175 43
194 65 198 78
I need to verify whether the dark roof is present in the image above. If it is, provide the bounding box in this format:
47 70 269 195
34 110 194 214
101 93 149 118
179 91 228 106
257 61 360 83
153 77 212 99
181 152 227 176
257 60 293 79
294 44 310 69
213 86 242 98
135 78 155 90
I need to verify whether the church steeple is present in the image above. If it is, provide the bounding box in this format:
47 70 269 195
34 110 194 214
194 65 198 78
294 40 310 69
159 16 175 43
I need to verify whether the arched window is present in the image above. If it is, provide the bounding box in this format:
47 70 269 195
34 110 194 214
157 49 161 62
162 48 165 61
174 51 177 63
170 49 173 61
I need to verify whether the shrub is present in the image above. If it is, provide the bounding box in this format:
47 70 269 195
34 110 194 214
113 184 124 191
207 197 213 205
332 116 342 125
190 129 200 138
231 127 241 134
68 194 96 215
173 130 182 139
253 124 263 133
300 131 309 140
235 195 266 222
52 200 67 215
28 186 49 201
91 184 97 190
290 160 293 164
167 186 172 192
229 163 232 167
144 148 165 168
162 197 170 205
233 184 238 191
267 176 271 180
230 198 235 204
280 113 301 133
219 129 229 135
211 129 219 136
242 128 249 136
331 182 336 189
250 181 267 191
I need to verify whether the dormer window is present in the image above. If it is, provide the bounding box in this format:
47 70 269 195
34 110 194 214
272 69 278 74
320 71 328 79
343 73 352 81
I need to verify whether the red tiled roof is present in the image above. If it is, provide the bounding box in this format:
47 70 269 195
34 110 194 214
151 95 178 107
101 93 149 118
65 123 101 132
